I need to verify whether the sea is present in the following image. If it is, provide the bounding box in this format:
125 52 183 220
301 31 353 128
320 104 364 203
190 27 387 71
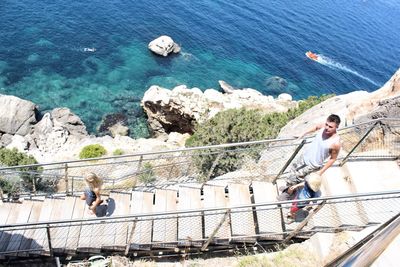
1 0 399 137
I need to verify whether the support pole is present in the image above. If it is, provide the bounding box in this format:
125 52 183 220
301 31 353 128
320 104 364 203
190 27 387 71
205 152 223 182
201 209 230 251
125 220 137 256
283 201 326 243
272 139 306 184
46 224 53 256
340 121 380 167
64 163 69 195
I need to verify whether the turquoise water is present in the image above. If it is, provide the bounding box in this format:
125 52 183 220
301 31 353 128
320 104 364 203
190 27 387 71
0 0 399 136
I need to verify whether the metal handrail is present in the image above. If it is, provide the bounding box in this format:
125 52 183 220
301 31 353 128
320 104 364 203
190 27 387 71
2 189 399 230
325 212 400 267
0 137 295 171
272 139 307 184
339 121 381 166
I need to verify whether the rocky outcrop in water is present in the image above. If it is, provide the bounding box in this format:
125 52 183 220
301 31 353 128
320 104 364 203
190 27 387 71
98 113 129 137
148 35 181 57
142 84 298 136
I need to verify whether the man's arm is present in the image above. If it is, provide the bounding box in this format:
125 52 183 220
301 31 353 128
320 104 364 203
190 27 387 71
318 142 341 175
296 123 324 139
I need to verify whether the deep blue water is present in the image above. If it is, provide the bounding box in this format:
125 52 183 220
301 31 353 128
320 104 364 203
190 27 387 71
1 0 399 136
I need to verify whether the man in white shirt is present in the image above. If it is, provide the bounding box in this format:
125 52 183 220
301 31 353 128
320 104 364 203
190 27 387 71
285 114 341 188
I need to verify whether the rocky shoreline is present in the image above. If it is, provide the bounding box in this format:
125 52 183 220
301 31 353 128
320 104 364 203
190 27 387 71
0 68 399 164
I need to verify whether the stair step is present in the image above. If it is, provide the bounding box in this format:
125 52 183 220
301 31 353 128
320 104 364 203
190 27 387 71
252 181 283 240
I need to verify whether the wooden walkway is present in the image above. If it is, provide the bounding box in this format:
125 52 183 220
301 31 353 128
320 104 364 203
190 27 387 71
0 181 285 256
1 161 400 258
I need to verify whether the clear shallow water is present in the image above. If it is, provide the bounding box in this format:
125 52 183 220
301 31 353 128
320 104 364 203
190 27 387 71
0 0 399 136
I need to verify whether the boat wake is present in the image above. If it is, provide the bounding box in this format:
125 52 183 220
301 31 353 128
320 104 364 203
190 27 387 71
315 54 380 87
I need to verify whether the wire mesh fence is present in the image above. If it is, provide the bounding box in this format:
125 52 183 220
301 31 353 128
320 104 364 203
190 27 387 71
1 190 399 256
0 118 399 197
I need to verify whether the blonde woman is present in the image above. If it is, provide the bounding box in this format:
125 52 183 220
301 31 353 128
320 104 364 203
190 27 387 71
80 172 103 214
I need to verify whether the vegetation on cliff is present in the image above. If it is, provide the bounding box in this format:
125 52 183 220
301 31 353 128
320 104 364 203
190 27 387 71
186 94 333 179
0 148 49 194
79 144 107 159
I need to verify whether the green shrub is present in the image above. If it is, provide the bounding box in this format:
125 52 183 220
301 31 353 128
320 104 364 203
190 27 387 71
79 144 107 159
186 94 333 180
113 149 124 156
0 148 45 193
138 162 156 184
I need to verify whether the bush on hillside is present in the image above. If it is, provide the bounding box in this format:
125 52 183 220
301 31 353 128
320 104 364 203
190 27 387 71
0 148 48 193
113 149 124 156
79 144 107 159
186 94 333 180
138 162 156 184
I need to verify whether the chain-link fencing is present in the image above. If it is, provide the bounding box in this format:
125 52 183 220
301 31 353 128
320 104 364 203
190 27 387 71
0 190 399 256
0 118 399 197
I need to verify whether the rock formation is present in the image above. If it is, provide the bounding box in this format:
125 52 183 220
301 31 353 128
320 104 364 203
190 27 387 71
265 76 288 92
278 68 400 138
148 35 181 57
141 84 297 136
0 94 37 136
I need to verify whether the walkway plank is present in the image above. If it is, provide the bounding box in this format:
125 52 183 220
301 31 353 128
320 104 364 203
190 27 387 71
18 200 44 256
102 192 131 250
0 202 22 253
65 196 86 253
228 183 256 240
52 197 76 253
128 191 153 249
77 200 96 252
30 198 55 255
152 189 178 246
252 181 283 239
203 185 231 241
0 203 12 257
6 201 34 254
177 186 203 245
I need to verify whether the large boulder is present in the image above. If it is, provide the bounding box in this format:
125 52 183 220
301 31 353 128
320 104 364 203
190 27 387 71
0 94 38 136
148 35 181 57
26 108 88 155
51 108 88 137
142 85 297 136
278 68 400 138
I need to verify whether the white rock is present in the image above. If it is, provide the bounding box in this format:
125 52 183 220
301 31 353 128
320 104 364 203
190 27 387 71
148 35 180 57
0 94 37 136
6 135 28 152
278 93 293 101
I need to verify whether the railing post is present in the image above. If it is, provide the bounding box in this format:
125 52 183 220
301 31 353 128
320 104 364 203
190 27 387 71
201 208 230 251
340 121 380 167
64 163 69 195
272 139 306 184
283 200 326 243
46 224 53 256
32 173 37 195
125 219 137 255
205 152 223 182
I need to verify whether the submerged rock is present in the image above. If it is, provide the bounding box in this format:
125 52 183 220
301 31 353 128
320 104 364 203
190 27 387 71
98 113 129 137
265 76 288 92
148 35 181 57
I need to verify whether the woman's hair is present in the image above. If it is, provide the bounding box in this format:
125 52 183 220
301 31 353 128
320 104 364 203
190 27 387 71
85 172 103 190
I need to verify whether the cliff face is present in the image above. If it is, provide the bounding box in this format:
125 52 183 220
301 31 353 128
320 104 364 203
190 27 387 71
1 68 399 163
278 68 400 138
141 85 297 136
